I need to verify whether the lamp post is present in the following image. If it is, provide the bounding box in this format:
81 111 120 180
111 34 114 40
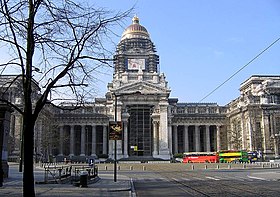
114 94 117 182
113 91 141 182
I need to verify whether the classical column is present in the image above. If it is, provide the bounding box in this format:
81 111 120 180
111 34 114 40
261 111 270 153
247 118 253 151
102 125 107 155
173 125 178 154
80 125 86 156
123 120 129 158
153 121 159 155
91 125 96 156
168 119 173 155
273 136 279 158
59 125 64 156
195 125 200 152
216 125 221 152
184 125 189 152
241 113 247 149
205 125 211 152
70 125 75 156
158 102 170 159
122 112 130 158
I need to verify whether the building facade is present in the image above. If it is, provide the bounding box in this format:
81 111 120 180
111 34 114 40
1 17 280 162
227 75 280 158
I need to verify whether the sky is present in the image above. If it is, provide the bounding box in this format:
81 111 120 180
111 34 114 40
1 0 280 105
94 0 280 105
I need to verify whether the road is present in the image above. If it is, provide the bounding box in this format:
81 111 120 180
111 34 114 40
98 163 280 197
132 169 280 196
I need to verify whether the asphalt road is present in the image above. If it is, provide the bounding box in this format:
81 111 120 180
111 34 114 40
97 163 280 197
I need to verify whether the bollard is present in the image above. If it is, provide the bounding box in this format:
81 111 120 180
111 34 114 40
105 166 108 170
204 165 207 169
262 163 265 168
143 166 146 171
117 166 121 171
130 166 133 170
216 165 219 169
58 169 62 183
270 163 273 168
228 165 231 169
243 164 246 169
191 165 194 170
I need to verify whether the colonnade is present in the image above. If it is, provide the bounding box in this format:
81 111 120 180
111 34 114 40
170 124 221 154
58 124 107 157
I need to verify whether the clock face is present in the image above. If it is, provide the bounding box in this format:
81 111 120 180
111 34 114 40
127 59 145 70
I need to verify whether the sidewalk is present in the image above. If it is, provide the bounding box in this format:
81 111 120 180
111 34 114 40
0 163 134 197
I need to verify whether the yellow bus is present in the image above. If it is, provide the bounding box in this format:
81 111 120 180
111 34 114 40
218 150 248 163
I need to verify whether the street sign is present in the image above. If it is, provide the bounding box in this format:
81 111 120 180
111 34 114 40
109 121 123 140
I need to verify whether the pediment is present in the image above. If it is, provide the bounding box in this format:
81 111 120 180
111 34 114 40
114 81 170 95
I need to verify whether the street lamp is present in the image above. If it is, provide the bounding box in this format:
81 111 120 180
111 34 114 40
114 94 117 182
112 91 141 182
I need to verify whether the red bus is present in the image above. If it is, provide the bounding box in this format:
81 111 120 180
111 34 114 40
183 152 219 163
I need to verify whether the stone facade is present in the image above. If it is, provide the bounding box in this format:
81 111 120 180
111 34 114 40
1 17 280 162
227 75 280 159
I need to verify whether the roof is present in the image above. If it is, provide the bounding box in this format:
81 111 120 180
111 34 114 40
121 16 150 41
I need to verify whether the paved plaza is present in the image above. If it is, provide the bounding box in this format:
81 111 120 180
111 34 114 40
0 163 133 197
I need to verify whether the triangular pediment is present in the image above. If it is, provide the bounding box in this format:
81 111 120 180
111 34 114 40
114 81 170 95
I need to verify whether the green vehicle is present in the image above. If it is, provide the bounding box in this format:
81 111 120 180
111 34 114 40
219 150 248 163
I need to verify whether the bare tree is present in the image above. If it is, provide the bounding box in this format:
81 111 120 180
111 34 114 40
0 0 131 196
230 118 242 150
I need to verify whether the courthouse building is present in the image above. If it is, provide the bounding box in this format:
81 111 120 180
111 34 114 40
1 16 280 162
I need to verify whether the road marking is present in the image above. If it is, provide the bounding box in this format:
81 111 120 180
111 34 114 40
205 176 220 181
192 177 204 180
247 176 266 181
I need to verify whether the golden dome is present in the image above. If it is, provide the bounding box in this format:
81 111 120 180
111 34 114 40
121 16 150 40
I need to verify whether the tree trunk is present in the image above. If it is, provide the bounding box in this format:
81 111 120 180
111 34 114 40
22 115 35 197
